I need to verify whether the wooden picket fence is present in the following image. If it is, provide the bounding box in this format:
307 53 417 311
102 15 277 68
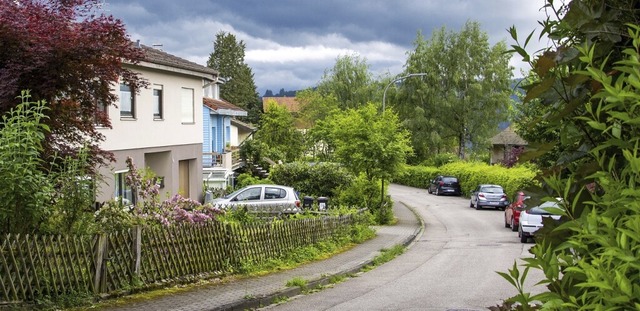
0 213 362 305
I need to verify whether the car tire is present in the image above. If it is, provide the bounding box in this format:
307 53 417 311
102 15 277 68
475 202 481 210
469 199 474 208
504 216 510 228
511 217 518 232
519 226 528 243
427 187 432 194
435 187 440 196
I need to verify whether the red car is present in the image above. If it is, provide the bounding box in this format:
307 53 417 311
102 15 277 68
504 191 529 232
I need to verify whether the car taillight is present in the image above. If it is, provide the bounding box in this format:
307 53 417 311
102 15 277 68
439 181 444 186
295 200 301 208
501 194 507 201
478 193 485 198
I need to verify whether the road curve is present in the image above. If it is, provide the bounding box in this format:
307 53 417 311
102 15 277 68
264 183 545 311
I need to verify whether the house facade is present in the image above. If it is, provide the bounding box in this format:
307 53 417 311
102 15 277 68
96 44 218 204
202 91 255 189
490 125 527 165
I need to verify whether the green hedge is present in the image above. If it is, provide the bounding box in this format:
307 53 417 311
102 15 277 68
269 162 353 198
393 162 539 197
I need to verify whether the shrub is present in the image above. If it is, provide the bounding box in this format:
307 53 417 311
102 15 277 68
269 162 353 198
392 165 440 189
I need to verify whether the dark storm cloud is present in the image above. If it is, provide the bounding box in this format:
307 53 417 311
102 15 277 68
104 0 548 95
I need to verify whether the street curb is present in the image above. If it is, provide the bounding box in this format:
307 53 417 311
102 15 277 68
212 202 425 311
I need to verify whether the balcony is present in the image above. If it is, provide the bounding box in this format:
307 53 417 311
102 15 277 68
202 147 243 171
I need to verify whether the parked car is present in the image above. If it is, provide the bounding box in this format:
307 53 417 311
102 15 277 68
428 175 462 196
469 184 509 210
518 201 562 243
504 191 529 232
209 184 302 214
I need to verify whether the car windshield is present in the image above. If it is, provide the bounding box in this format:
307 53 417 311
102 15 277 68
528 202 560 215
480 186 503 193
443 177 458 183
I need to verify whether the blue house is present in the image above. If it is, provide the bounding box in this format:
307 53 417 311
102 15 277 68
202 81 255 189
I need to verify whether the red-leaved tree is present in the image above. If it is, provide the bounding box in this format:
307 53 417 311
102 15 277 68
0 0 146 168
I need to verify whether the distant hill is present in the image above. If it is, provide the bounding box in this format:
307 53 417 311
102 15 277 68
262 89 298 98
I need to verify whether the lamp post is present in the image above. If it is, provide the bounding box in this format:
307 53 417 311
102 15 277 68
380 73 428 210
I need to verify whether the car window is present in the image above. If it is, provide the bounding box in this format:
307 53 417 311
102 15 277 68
443 177 457 183
235 187 261 201
480 186 503 193
264 187 286 200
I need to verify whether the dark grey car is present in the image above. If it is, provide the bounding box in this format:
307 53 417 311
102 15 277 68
469 184 509 210
428 175 462 196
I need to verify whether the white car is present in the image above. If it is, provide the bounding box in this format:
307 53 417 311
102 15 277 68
518 201 562 243
209 184 302 214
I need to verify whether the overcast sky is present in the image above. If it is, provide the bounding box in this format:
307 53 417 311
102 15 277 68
103 0 551 96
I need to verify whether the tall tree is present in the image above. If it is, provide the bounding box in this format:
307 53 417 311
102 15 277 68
0 0 145 168
207 31 261 124
316 53 375 110
394 22 514 160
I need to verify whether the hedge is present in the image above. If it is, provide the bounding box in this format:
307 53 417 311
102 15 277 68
393 162 539 197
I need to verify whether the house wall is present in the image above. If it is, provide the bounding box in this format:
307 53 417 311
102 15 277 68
97 65 205 202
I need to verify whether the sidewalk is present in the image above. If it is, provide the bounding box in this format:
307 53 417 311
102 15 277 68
100 202 423 311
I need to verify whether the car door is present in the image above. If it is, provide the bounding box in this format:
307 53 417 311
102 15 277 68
232 186 263 206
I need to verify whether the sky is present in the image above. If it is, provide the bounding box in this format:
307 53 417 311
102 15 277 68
103 0 552 96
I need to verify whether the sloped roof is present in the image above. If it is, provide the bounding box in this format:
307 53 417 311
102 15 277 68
138 44 219 77
491 125 528 145
231 118 256 132
203 97 247 117
262 97 301 112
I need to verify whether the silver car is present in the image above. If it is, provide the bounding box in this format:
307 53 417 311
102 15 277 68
210 184 302 214
469 184 509 210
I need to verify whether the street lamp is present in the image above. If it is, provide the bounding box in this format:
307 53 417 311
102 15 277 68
380 73 428 211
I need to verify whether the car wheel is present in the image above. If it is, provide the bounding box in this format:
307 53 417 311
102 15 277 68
427 187 432 194
504 215 510 228
511 217 518 232
435 187 440 196
475 201 481 210
519 226 528 243
469 199 474 208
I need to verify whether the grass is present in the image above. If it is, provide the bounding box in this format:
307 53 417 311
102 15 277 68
362 244 406 272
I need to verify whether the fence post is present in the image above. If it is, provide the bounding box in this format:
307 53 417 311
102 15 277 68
131 226 142 281
93 234 108 294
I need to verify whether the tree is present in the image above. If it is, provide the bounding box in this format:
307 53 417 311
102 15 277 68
207 31 261 124
327 103 412 182
394 22 514 160
253 100 304 162
316 53 376 110
0 0 145 168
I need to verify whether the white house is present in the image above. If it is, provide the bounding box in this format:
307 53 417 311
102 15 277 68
96 43 219 204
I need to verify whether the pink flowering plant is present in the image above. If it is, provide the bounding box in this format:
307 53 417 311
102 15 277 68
98 157 224 229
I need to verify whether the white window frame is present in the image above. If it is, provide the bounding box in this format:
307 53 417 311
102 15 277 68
153 84 163 120
181 87 194 123
120 83 135 118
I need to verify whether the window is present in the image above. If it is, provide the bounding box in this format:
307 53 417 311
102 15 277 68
114 171 135 205
120 83 135 118
94 101 108 126
153 85 163 119
235 187 261 201
181 88 194 123
264 187 286 200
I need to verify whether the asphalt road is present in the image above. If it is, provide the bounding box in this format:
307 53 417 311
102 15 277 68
263 183 546 311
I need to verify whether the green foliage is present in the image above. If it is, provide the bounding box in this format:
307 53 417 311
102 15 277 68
316 53 375 109
0 91 53 234
285 277 308 289
326 103 413 181
255 101 304 162
269 162 353 198
235 172 273 188
396 21 513 160
41 146 100 235
498 1 640 309
422 152 459 167
207 31 261 124
394 162 539 197
334 173 384 210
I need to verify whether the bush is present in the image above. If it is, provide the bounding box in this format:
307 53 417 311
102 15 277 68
392 165 440 189
269 162 353 198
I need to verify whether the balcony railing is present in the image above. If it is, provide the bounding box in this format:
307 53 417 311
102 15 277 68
203 148 243 170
